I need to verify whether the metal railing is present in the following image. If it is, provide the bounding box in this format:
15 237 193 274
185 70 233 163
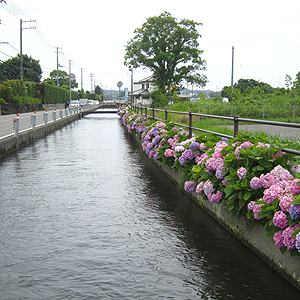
133 105 300 156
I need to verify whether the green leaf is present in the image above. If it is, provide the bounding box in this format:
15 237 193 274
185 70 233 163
243 192 251 201
239 199 245 210
291 228 300 238
280 247 287 255
255 165 264 171
265 206 276 211
238 191 243 200
291 199 300 205
259 210 273 218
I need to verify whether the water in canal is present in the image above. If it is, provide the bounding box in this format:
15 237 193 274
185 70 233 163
0 113 299 299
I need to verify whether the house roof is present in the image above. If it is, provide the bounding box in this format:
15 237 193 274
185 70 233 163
132 88 150 96
134 75 153 84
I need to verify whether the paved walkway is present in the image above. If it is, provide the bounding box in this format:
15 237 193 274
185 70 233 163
228 124 300 141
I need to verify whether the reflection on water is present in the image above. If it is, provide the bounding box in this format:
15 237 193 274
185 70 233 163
0 113 299 299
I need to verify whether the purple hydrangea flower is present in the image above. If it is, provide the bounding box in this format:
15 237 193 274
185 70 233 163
179 156 186 166
237 167 247 180
181 149 194 160
290 205 300 219
296 233 300 253
273 211 288 229
184 181 196 193
203 180 215 196
216 167 226 180
189 141 200 150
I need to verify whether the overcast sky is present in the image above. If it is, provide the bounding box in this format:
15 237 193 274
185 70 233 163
1 0 299 92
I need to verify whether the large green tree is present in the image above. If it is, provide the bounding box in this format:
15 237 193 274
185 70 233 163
0 54 42 82
124 11 207 94
43 69 78 89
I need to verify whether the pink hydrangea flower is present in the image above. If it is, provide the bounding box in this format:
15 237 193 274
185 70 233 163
273 231 285 247
237 167 247 179
198 152 209 165
273 211 288 229
207 191 223 203
196 182 204 194
282 225 300 249
253 203 264 220
248 201 256 211
278 191 293 212
250 177 262 189
164 149 175 157
263 185 283 204
184 181 196 193
205 157 224 171
286 179 300 195
260 173 275 189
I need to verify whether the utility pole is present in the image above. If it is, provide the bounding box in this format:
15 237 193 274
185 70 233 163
90 73 94 92
81 68 84 91
231 46 234 89
56 47 62 86
20 19 36 80
69 60 73 101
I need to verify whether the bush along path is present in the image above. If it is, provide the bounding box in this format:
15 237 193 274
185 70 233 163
118 106 300 258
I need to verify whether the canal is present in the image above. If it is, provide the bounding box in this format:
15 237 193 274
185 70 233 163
0 112 299 299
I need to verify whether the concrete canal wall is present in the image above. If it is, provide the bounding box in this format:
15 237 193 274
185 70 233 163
131 134 300 289
0 112 81 159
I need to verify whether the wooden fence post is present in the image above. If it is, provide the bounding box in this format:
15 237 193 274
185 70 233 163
165 109 168 121
234 116 239 137
189 111 193 138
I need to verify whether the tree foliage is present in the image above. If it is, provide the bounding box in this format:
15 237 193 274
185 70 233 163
0 54 42 83
43 69 78 89
124 11 207 94
221 79 275 96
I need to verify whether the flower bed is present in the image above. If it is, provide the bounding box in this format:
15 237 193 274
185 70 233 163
118 106 300 286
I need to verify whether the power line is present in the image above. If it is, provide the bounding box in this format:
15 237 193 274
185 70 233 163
1 0 31 19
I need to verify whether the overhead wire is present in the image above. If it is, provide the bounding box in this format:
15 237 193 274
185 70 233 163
0 0 58 76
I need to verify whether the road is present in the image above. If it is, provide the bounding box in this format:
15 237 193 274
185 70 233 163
0 107 86 139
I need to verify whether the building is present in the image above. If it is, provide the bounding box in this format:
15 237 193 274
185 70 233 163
132 76 155 106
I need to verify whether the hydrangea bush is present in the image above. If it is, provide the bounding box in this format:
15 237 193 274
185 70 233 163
118 106 300 255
